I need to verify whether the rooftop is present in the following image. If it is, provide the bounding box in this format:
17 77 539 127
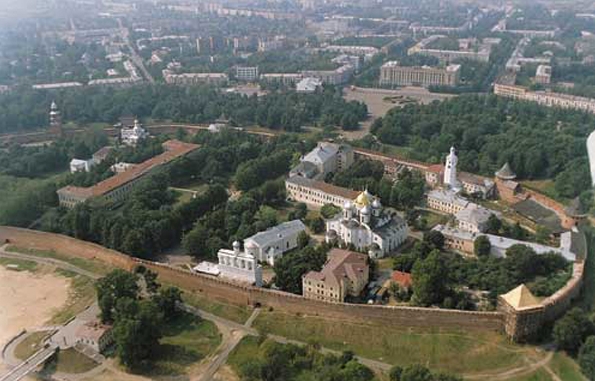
427 189 469 208
286 175 360 200
304 248 368 288
58 140 199 199
501 284 541 310
495 162 517 180
245 220 306 247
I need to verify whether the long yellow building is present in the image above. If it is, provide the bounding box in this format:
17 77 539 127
379 61 461 87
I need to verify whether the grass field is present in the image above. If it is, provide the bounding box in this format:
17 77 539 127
506 368 553 381
52 348 98 374
141 312 221 376
253 310 531 375
548 352 585 381
0 257 38 272
6 246 114 276
227 336 260 374
14 332 49 360
50 269 96 324
182 291 251 324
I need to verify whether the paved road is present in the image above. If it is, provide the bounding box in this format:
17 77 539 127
117 19 154 84
0 343 57 381
0 247 98 279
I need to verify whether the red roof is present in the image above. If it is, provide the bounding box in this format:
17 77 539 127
426 164 444 174
391 271 412 288
58 140 199 198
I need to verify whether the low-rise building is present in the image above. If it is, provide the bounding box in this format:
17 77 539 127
434 224 578 262
261 73 302 85
120 119 149 146
296 77 322 93
326 191 408 258
75 322 113 353
379 61 461 88
285 175 360 209
57 140 199 208
302 248 369 302
163 70 228 86
290 142 354 180
70 158 95 173
494 83 595 115
217 241 263 286
455 204 496 233
535 65 552 84
426 189 469 214
236 66 259 82
244 220 307 266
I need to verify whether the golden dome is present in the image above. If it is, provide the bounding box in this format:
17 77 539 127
355 191 371 206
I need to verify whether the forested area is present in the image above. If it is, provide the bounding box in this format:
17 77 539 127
394 232 571 309
370 94 594 198
37 130 314 259
0 84 367 133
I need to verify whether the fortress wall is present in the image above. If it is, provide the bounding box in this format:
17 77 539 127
0 226 503 333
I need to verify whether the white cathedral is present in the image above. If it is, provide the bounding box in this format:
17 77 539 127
325 190 408 258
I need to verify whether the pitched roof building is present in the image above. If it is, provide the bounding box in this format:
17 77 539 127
285 175 360 209
244 220 307 266
57 140 199 208
302 248 369 302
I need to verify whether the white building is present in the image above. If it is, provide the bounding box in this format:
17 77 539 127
285 175 360 209
443 146 459 189
70 158 95 173
296 77 322 93
434 224 578 262
427 188 469 214
290 142 354 180
455 204 496 233
236 66 259 82
120 119 149 146
244 220 307 265
326 191 408 258
217 241 263 286
535 65 552 84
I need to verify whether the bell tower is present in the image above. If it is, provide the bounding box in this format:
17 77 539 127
443 146 459 189
49 101 62 135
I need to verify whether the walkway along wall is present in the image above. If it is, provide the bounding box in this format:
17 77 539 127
0 226 585 341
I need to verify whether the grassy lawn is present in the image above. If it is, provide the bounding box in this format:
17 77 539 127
171 189 196 206
181 291 251 324
50 269 97 324
227 336 261 374
14 332 49 360
141 312 221 376
521 180 569 205
418 210 449 230
0 257 38 272
6 246 114 276
548 352 586 381
505 368 553 381
253 310 530 375
51 348 98 374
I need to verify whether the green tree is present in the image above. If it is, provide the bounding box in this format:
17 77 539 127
95 270 139 323
474 235 491 257
297 231 310 249
579 336 595 380
274 245 328 294
390 169 425 210
553 308 595 354
152 286 183 321
113 300 163 370
411 250 450 307
423 230 445 250
389 365 403 381
486 214 502 234
400 364 433 381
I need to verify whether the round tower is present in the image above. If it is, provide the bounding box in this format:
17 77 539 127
49 101 62 135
